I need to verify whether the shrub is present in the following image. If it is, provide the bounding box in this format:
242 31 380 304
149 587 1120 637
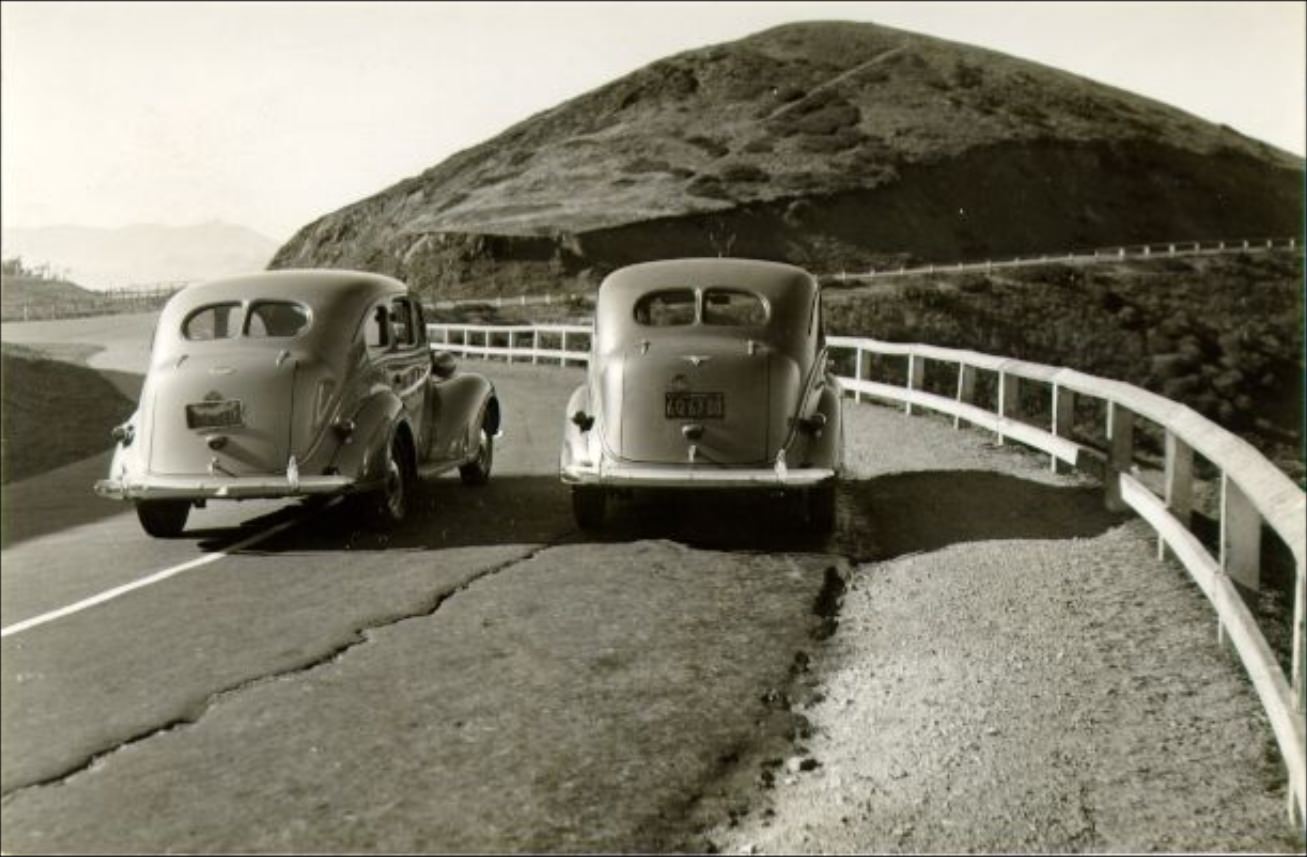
684 135 730 158
686 175 732 200
718 162 769 183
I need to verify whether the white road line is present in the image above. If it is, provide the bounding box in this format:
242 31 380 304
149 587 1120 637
1 515 306 639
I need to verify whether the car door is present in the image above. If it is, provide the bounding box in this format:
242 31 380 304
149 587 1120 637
382 296 432 457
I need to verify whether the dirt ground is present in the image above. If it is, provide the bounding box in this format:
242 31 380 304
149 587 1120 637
706 402 1303 854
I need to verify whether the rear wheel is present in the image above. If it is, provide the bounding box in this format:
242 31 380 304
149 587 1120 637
572 487 606 530
136 500 190 538
459 425 493 486
368 434 412 528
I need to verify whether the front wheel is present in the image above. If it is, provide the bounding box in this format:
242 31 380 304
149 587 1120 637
459 425 493 486
572 487 606 530
136 500 190 538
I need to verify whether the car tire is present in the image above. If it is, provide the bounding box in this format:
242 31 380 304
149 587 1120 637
808 481 836 533
136 500 190 538
370 434 412 528
572 487 606 530
459 425 493 486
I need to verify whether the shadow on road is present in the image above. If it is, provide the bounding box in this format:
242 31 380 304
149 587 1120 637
837 470 1127 561
211 469 1126 561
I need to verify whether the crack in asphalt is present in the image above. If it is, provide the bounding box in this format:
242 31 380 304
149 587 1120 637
0 541 559 802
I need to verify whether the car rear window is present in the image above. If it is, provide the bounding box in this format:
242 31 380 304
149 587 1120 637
634 289 696 327
702 288 767 326
182 303 242 340
245 301 311 338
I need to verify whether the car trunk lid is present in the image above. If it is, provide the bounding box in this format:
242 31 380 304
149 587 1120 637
148 350 297 476
615 340 770 465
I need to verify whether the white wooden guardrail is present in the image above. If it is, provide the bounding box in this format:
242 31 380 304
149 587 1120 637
429 321 1306 825
427 322 592 365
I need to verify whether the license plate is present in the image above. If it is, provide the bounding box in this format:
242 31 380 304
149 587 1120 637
186 400 244 429
665 392 724 420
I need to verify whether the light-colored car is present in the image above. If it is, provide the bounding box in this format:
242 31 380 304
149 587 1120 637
96 269 500 537
559 258 842 530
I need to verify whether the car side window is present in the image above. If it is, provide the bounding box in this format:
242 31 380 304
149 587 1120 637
365 302 389 350
183 303 242 340
390 298 415 348
634 289 696 326
245 301 310 338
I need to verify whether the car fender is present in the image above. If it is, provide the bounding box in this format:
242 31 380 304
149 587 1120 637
806 375 844 474
433 373 498 464
106 409 147 482
559 384 597 472
332 389 405 484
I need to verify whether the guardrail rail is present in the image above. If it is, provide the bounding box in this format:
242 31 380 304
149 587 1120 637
428 320 1306 826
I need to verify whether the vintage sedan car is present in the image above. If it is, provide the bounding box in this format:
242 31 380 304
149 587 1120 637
96 269 500 537
559 258 842 530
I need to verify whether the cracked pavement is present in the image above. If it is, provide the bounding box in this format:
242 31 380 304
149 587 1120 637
1 353 1299 852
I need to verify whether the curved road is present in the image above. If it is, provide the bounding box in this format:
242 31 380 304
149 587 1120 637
0 315 1298 852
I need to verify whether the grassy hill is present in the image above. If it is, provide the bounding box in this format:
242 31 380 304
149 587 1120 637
830 251 1304 480
0 343 135 484
271 20 1302 299
1 273 98 317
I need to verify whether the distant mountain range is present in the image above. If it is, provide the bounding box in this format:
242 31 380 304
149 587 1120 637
271 20 1303 299
0 222 279 290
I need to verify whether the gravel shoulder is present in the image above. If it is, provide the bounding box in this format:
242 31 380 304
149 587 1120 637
709 400 1303 853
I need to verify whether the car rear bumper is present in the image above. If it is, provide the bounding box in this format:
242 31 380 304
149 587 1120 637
560 461 835 489
94 473 362 502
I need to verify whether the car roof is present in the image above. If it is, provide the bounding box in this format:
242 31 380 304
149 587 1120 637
155 269 410 356
594 258 820 354
597 258 816 303
166 269 407 314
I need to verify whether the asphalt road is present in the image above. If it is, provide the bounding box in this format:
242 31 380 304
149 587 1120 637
0 317 1296 852
0 355 854 852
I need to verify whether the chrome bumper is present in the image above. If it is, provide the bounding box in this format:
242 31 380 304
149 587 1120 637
560 462 835 489
94 473 359 502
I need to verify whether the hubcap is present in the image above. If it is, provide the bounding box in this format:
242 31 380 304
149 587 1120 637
384 449 405 519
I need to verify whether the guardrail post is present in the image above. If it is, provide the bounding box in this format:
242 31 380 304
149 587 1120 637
906 354 924 415
1291 552 1304 718
998 372 1021 444
560 330 569 367
507 331 516 364
532 328 539 364
954 364 976 429
1159 432 1194 560
1051 384 1075 473
854 346 865 403
1220 474 1261 592
1104 404 1134 512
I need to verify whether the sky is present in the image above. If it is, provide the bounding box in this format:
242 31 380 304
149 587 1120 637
2 1 1304 242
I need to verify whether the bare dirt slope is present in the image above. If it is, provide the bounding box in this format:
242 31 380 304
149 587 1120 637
269 21 1303 298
